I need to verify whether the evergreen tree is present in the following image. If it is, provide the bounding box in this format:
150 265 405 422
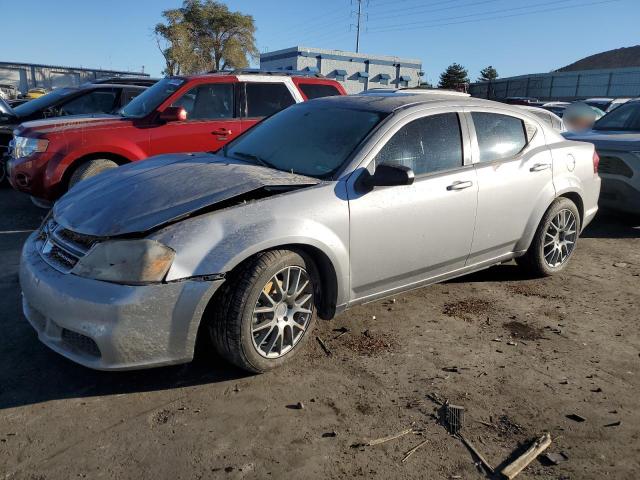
478 66 499 82
438 63 470 90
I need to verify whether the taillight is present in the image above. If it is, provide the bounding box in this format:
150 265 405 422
592 150 600 174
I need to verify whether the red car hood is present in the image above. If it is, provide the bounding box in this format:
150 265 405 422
15 114 131 136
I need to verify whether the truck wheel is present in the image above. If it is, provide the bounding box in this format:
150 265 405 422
68 159 118 190
516 197 581 277
209 250 318 373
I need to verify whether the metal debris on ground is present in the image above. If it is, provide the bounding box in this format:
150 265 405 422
332 327 350 339
444 404 465 435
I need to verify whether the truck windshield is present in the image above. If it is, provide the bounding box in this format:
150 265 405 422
224 102 386 179
120 77 185 119
13 88 75 118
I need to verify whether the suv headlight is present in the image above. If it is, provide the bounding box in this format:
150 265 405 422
71 239 175 285
12 136 48 159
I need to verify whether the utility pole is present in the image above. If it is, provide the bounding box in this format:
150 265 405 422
352 0 365 53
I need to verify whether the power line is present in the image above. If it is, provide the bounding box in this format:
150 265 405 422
367 0 504 24
367 0 618 33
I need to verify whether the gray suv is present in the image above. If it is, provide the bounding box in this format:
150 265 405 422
20 92 601 372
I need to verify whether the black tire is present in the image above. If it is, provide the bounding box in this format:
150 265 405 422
209 250 319 373
68 159 118 190
516 197 581 277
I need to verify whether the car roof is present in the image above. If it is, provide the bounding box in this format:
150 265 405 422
307 92 499 113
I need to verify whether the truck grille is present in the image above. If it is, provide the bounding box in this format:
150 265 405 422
37 219 98 273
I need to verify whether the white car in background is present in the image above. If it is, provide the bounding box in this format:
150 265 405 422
519 105 565 132
584 97 633 113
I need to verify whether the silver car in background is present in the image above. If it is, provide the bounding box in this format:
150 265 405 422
565 99 640 214
20 92 600 373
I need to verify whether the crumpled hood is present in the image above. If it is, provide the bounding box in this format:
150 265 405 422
53 152 320 237
564 129 640 151
16 114 125 136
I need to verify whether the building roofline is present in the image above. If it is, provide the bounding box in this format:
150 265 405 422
260 46 421 65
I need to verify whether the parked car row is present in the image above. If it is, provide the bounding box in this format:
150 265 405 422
10 72 601 373
0 77 155 184
7 71 345 203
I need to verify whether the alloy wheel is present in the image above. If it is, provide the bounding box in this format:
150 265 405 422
543 209 577 268
251 266 313 358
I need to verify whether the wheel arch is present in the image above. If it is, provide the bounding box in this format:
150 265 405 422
61 152 130 190
558 190 584 228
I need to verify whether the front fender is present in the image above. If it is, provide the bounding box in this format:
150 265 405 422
151 183 351 308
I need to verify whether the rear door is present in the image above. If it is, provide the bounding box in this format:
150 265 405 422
240 81 297 132
293 80 344 100
149 80 241 155
465 109 555 265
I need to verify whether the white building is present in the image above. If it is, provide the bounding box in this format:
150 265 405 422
260 46 423 94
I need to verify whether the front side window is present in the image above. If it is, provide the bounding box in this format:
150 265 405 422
374 113 463 176
171 83 234 120
471 112 527 163
12 88 74 117
245 83 295 117
120 77 185 119
224 102 385 178
594 101 640 131
59 88 119 115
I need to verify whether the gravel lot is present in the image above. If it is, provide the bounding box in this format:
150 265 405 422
1 187 639 480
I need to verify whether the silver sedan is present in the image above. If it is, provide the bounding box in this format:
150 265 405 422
20 92 601 372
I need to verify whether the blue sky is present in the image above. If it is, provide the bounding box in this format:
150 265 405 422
3 0 638 83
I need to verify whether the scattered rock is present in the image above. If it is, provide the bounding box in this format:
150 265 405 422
443 298 494 321
543 452 569 465
286 402 305 410
504 321 544 340
604 420 621 427
613 262 628 268
322 431 338 438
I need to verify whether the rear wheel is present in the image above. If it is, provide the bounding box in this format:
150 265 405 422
516 198 581 277
209 250 318 373
68 158 118 190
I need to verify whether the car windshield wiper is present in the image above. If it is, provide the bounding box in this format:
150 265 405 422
230 151 278 170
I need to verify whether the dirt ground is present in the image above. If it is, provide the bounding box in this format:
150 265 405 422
1 187 639 480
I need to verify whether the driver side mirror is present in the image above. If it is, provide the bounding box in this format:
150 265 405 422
369 163 415 187
159 106 187 122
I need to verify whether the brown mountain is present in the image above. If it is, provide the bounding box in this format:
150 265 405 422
557 45 640 72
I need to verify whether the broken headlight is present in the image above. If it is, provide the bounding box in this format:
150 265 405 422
12 136 48 159
71 239 175 285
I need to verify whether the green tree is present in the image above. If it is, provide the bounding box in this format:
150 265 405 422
438 63 469 90
478 65 499 82
155 0 259 76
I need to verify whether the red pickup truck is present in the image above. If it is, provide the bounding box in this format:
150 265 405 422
8 71 346 202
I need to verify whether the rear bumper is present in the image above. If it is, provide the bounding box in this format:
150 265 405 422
20 233 224 370
599 177 640 214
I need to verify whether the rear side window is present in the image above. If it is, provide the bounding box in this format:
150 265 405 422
59 88 119 115
298 83 341 100
171 83 234 120
471 112 527 163
245 83 295 117
375 113 463 176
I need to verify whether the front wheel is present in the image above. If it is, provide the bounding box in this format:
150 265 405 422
68 158 118 190
516 198 581 277
209 250 318 373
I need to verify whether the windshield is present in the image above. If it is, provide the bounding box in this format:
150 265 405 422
223 102 386 178
13 88 75 117
593 101 640 131
120 77 185 118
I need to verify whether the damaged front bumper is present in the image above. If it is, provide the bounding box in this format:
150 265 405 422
19 232 224 370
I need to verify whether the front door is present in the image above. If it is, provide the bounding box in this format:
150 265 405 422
150 81 242 155
347 111 478 302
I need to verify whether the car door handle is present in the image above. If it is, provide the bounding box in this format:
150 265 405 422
447 180 473 191
530 163 551 172
212 128 232 136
